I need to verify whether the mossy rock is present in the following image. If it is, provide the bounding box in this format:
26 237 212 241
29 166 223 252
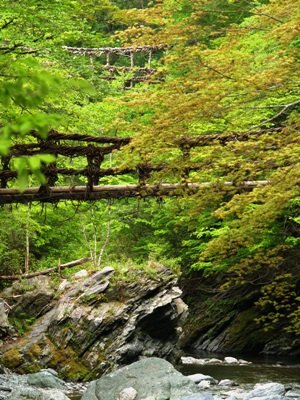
221 308 271 352
0 347 23 369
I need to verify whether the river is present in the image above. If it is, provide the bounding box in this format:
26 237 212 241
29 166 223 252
179 354 300 385
68 354 300 399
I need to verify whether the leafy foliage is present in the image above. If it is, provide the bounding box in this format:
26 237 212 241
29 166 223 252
0 0 299 335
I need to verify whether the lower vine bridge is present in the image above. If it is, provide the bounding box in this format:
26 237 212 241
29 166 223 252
0 128 278 204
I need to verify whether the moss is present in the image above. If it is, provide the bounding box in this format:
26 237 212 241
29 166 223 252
44 338 91 380
9 315 37 336
26 343 43 360
223 308 271 351
0 347 23 369
22 364 40 373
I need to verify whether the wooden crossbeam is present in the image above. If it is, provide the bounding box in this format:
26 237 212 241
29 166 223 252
0 181 269 204
17 126 287 150
45 130 130 144
177 127 296 148
9 143 121 158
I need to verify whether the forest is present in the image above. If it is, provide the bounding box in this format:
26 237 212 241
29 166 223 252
0 0 299 341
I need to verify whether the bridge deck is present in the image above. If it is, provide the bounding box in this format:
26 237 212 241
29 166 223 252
0 181 269 204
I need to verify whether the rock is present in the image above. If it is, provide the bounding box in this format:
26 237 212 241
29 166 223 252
0 364 10 374
118 387 137 400
0 269 186 378
7 386 70 400
285 389 300 398
74 270 89 279
238 359 252 365
219 388 248 399
11 289 54 319
198 380 210 389
99 266 115 276
40 369 58 377
181 357 206 365
224 357 239 364
0 300 14 338
27 370 66 389
247 397 284 400
81 357 199 400
57 280 71 293
246 383 286 399
187 374 218 384
206 358 222 364
262 337 300 357
218 379 237 387
180 394 214 400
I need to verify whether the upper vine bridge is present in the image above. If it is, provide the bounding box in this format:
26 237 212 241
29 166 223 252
0 128 278 205
64 45 166 85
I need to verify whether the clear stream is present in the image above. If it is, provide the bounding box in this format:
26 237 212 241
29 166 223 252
69 354 300 399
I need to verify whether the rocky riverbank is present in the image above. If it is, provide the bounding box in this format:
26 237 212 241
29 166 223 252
1 358 300 400
0 267 187 379
179 272 300 357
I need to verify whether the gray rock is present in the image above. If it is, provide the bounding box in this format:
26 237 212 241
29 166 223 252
224 357 238 364
285 390 300 398
81 357 199 400
40 369 59 377
206 358 222 365
181 357 206 366
238 359 252 365
246 383 286 399
218 379 237 387
188 374 218 384
11 289 54 319
1 270 186 378
74 270 89 279
7 386 70 400
0 300 14 338
248 397 285 400
0 364 10 374
57 280 71 293
118 387 137 400
198 381 211 389
27 371 66 389
180 394 214 400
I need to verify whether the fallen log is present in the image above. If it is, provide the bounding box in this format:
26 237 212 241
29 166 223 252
0 257 91 281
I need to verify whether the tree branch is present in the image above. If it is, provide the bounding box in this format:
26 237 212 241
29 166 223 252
0 257 91 281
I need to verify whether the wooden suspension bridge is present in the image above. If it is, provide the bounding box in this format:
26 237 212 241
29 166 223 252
64 45 166 85
0 127 285 205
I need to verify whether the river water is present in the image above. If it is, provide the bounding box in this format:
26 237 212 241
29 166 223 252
178 354 300 385
68 355 300 399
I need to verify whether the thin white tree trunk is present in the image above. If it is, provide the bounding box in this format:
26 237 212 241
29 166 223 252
24 203 31 274
82 224 94 265
91 206 98 267
97 200 111 268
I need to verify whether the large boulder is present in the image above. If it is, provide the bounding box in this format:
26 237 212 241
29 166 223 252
245 382 286 399
81 357 199 400
27 370 66 389
0 370 70 400
7 387 70 400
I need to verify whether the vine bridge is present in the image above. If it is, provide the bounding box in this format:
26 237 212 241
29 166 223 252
1 45 287 204
64 45 166 86
0 128 277 205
